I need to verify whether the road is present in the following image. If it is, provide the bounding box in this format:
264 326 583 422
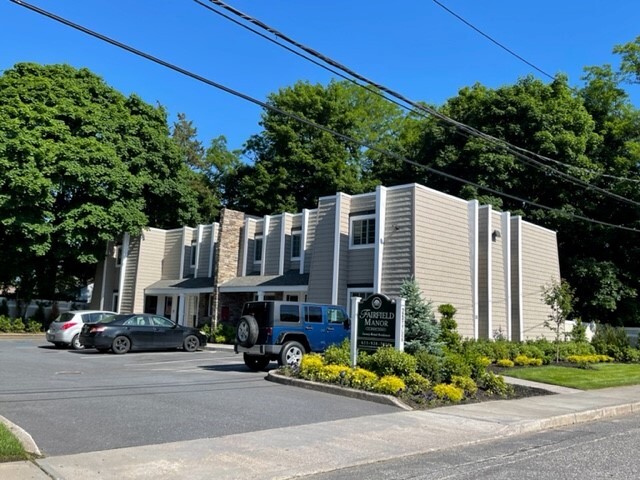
0 336 397 456
302 412 640 479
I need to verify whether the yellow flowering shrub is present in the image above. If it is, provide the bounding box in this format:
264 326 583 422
433 383 464 403
451 375 477 396
316 365 348 383
345 367 378 390
299 354 324 379
496 358 514 368
374 375 406 395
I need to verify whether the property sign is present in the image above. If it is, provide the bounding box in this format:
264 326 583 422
356 293 402 352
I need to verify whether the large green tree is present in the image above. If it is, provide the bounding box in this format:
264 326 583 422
223 80 405 214
0 63 200 300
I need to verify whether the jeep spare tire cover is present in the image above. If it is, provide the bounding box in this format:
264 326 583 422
236 315 259 348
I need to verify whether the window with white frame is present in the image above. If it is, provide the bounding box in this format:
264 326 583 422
254 235 263 263
347 288 373 317
190 240 197 267
115 245 122 267
291 231 301 260
350 215 375 248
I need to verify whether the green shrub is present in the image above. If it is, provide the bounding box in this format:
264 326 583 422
479 371 513 397
466 355 492 381
433 383 464 403
374 375 406 395
496 358 514 368
438 304 462 352
514 355 542 366
211 323 235 343
591 324 630 360
518 343 546 362
451 375 477 396
25 320 42 333
440 352 472 383
324 339 351 366
11 318 25 333
401 277 443 355
413 351 442 384
403 372 432 394
0 316 11 332
364 346 417 378
621 347 640 363
570 318 588 343
345 367 378 390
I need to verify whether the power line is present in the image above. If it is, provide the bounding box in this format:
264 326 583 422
431 0 556 81
10 0 640 233
201 1 640 209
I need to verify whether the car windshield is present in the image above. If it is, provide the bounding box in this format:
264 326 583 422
96 314 121 324
54 313 75 323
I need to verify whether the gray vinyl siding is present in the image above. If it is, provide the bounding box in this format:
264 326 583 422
346 193 376 290
133 229 166 312
307 198 337 304
182 228 195 279
380 186 413 297
120 236 140 313
264 216 282 275
304 209 317 273
196 225 211 277
520 223 561 340
491 212 507 338
349 193 376 212
477 207 490 338
163 230 183 279
414 186 475 339
337 195 351 307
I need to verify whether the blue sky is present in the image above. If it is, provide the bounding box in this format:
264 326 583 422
2 0 639 152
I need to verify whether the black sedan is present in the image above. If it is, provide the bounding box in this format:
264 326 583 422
79 313 207 354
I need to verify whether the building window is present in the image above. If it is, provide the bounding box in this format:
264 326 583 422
112 293 119 313
254 235 263 263
350 215 375 248
190 240 197 267
115 245 122 267
291 231 301 260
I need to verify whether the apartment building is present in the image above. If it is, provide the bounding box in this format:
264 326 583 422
90 183 560 340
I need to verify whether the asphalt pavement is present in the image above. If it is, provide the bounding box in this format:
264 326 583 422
2 344 640 480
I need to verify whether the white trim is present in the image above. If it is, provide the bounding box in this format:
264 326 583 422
279 214 286 275
502 212 512 341
208 224 216 278
99 243 108 310
347 287 374 314
261 216 269 276
300 209 309 274
516 216 524 341
331 194 343 305
484 206 493 339
468 200 479 339
178 293 185 325
117 233 129 314
179 227 187 280
194 225 204 277
145 287 214 295
242 218 251 276
374 185 387 293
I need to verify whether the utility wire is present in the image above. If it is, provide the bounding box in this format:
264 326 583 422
11 0 640 233
202 1 640 209
431 0 556 81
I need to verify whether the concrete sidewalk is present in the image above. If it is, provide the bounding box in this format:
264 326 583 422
3 382 640 480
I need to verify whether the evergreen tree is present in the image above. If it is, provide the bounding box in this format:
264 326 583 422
401 277 442 354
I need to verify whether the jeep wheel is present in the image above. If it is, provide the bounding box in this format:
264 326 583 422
236 315 259 348
243 353 270 371
278 341 305 367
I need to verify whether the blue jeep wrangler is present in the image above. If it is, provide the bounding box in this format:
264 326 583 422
234 301 351 371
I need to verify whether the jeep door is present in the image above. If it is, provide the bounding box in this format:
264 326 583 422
325 306 350 348
303 305 325 351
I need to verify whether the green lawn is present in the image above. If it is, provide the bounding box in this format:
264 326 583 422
0 423 29 462
504 363 640 390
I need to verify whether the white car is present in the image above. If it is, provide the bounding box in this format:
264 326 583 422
46 310 116 350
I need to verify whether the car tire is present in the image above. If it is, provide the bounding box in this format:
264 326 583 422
236 315 259 348
71 334 85 351
243 353 270 371
278 341 305 367
111 336 131 354
183 335 200 352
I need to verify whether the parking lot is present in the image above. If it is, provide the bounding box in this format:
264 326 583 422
0 336 398 456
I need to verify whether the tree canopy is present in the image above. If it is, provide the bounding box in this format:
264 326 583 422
0 63 201 300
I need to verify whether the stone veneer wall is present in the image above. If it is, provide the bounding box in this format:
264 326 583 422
212 208 246 325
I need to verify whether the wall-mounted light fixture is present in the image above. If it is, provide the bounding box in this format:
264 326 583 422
492 229 501 242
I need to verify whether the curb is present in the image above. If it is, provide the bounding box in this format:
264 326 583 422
0 415 41 457
266 371 413 410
